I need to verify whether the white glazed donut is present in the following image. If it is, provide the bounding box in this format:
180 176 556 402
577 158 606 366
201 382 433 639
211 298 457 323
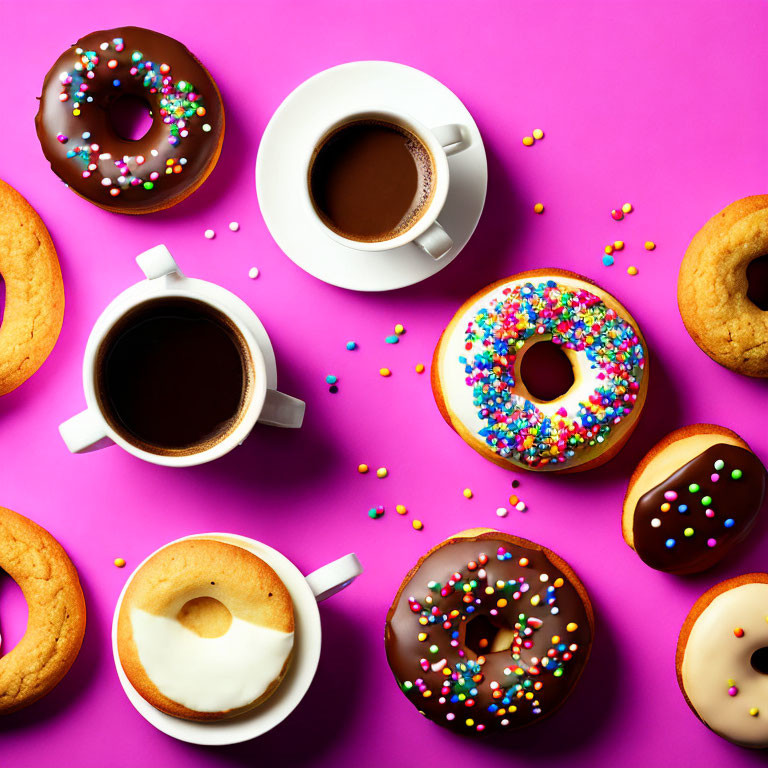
117 538 294 721
677 574 768 747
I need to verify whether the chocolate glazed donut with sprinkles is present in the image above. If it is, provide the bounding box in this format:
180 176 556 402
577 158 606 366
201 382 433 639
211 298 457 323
35 27 224 213
385 529 594 734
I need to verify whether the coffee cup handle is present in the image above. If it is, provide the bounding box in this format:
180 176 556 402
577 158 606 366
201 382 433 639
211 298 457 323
59 408 114 453
305 553 363 602
257 389 306 429
415 221 453 260
432 124 471 156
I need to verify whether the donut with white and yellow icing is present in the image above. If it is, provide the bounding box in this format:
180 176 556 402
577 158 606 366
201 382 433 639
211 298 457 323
432 269 649 472
677 574 768 748
117 539 294 721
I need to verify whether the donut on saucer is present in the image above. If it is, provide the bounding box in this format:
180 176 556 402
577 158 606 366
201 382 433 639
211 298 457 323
432 269 649 472
117 539 294 721
385 528 594 734
35 27 224 214
0 507 86 714
677 574 768 748
623 424 765 574
678 195 768 377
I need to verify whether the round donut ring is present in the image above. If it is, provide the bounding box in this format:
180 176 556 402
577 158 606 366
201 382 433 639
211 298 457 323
678 195 768 377
0 180 65 396
0 507 86 714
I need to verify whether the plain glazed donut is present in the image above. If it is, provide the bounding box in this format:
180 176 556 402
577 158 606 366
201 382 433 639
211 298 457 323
0 507 86 714
0 179 64 396
432 269 649 472
35 27 224 214
385 528 594 734
117 538 294 721
677 574 768 748
678 195 768 377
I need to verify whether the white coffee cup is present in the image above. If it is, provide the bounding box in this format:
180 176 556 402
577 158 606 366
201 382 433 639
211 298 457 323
305 108 471 260
112 532 362 745
59 245 305 467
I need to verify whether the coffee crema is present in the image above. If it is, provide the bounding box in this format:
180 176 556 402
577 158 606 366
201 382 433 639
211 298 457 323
308 118 435 243
95 297 252 455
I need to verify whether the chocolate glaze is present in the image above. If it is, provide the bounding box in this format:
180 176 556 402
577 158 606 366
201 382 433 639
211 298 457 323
35 27 224 213
633 444 766 574
384 533 592 734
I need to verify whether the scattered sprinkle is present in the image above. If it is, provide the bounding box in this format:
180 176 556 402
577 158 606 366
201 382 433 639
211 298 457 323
532 128 544 140
750 707 759 717
395 324 405 335
376 467 388 479
204 229 215 239
613 241 624 250
412 519 424 531
516 501 527 512
734 627 745 638
228 221 240 232
622 203 633 214
644 241 656 250
248 266 259 279
533 203 544 214
415 363 425 374
396 504 407 515
732 469 743 480
357 463 369 474
604 245 614 255
385 335 399 344
325 374 338 385
627 266 638 276
496 507 508 517
368 506 384 520
114 557 126 568
728 685 739 696
602 254 615 267
329 385 338 394
463 488 473 499
379 367 391 377
522 136 534 146
511 479 520 488
611 209 624 221
346 341 357 350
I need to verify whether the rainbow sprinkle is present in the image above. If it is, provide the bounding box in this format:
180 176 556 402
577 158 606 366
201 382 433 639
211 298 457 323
459 280 644 468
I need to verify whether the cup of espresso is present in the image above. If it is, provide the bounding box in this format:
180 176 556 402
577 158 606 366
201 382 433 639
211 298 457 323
306 109 470 260
59 245 305 467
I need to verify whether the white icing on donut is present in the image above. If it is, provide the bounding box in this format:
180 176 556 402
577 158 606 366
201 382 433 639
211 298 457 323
682 582 768 747
131 608 294 713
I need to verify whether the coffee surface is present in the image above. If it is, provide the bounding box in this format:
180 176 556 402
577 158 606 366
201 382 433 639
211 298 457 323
97 298 248 452
309 119 434 242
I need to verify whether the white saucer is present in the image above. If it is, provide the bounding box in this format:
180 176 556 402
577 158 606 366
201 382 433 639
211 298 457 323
256 61 487 292
111 533 322 746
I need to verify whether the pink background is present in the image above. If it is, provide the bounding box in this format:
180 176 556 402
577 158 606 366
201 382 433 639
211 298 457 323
1 1 767 765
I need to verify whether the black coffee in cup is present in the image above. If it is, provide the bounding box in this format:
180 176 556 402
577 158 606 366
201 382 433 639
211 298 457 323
308 118 435 243
95 297 253 455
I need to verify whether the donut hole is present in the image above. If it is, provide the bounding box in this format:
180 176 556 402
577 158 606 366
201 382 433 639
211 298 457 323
0 570 28 656
108 93 153 141
177 596 232 639
519 339 575 401
750 647 768 675
746 254 768 311
465 614 515 655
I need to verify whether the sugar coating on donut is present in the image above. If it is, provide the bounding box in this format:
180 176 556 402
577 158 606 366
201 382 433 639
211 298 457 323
680 577 768 747
385 530 593 734
623 425 765 574
435 272 647 471
117 538 294 720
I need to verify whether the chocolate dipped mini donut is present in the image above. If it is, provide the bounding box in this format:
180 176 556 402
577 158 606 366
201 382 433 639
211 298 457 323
35 27 224 213
677 574 768 748
623 424 765 574
432 269 649 472
678 195 768 377
117 539 294 721
385 529 594 734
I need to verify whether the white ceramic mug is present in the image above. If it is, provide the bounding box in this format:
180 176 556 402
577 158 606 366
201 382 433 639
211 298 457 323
305 108 471 260
59 245 305 467
112 533 363 745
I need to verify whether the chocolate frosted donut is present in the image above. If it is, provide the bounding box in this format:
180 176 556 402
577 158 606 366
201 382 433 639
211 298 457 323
623 425 766 574
35 27 224 213
385 529 594 734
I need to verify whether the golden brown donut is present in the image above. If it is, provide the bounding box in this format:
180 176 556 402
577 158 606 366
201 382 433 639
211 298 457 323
0 507 86 714
432 268 649 472
678 195 768 377
0 180 64 396
117 538 294 721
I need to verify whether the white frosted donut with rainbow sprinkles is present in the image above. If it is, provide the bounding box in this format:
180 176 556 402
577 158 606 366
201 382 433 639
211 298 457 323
432 269 649 472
